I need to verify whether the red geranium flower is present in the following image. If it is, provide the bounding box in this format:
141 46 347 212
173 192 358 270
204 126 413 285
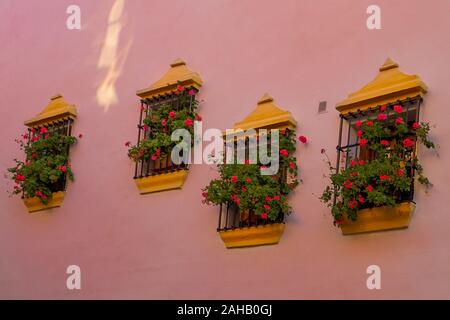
261 213 268 219
380 105 387 111
161 119 167 127
366 121 374 127
230 176 238 183
395 117 404 125
31 136 38 142
412 122 421 130
58 165 67 173
380 140 389 146
188 89 196 96
265 196 272 202
169 111 176 119
366 185 374 192
201 192 207 198
195 114 202 121
143 124 150 131
358 194 365 204
348 199 358 209
263 204 271 210
245 177 252 183
184 118 193 127
344 180 353 189
397 169 404 177
350 160 358 167
355 121 363 127
393 105 404 113
359 160 366 165
379 175 390 181
273 195 280 201
298 135 307 144
359 138 368 146
15 174 25 182
176 84 185 92
125 141 131 147
357 130 363 137
280 149 289 157
289 161 296 169
403 138 415 148
40 127 48 134
78 134 83 139
377 113 387 121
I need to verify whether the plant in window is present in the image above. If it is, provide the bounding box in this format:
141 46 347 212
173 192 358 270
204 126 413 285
202 129 299 221
8 129 77 205
127 85 200 163
320 105 435 226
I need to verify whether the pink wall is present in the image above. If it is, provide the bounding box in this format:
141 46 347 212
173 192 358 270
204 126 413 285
1 0 450 299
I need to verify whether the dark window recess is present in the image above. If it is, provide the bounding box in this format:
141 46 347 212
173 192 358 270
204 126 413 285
133 89 197 179
334 96 422 205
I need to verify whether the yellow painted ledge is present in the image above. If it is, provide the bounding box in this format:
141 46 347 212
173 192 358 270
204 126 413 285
24 94 77 128
23 191 65 213
341 202 415 235
219 223 285 248
135 170 188 194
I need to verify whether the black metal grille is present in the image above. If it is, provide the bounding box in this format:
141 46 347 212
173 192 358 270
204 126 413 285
334 95 422 205
133 88 197 179
217 204 285 231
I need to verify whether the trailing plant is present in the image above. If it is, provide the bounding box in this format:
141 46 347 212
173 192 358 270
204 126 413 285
127 84 201 163
201 129 303 221
8 128 77 204
320 104 435 226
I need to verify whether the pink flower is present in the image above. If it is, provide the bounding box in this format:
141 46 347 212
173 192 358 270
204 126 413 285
261 213 268 219
355 121 363 127
395 117 404 125
403 138 415 148
344 180 353 189
161 119 167 127
280 149 289 157
265 196 273 202
366 121 374 127
188 89 196 96
357 130 363 137
184 118 193 127
273 195 280 201
40 127 48 134
412 122 421 130
298 135 307 144
377 113 387 121
230 176 238 183
195 114 202 121
245 159 251 164
169 111 176 119
151 154 157 161
366 185 374 192
263 204 271 210
393 105 404 113
380 140 389 146
379 175 390 181
359 138 368 146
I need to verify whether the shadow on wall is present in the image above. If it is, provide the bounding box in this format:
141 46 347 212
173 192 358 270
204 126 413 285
96 0 133 112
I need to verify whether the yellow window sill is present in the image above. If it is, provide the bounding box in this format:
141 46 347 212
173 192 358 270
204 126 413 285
135 169 189 194
23 191 65 213
219 223 285 248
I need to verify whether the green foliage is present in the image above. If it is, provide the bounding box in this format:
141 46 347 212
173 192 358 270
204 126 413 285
201 129 299 221
320 105 435 226
128 86 201 162
8 129 77 204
